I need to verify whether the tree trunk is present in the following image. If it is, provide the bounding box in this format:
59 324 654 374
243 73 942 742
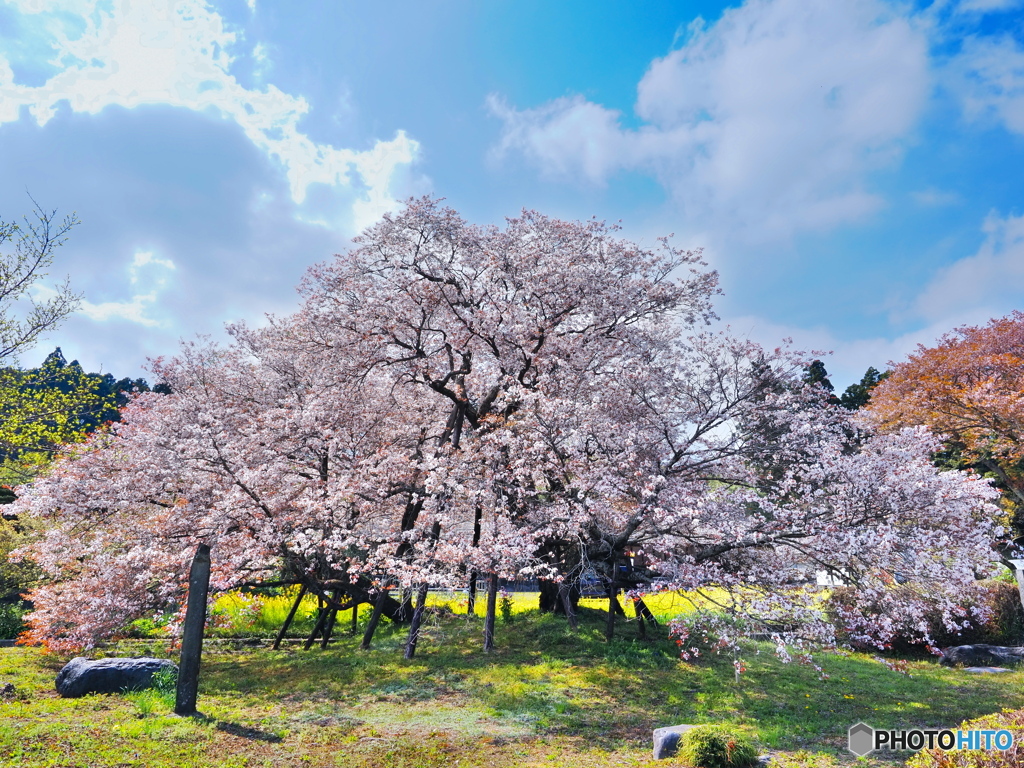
350 603 359 634
360 589 389 650
605 565 618 642
558 581 578 631
340 579 410 624
539 579 580 615
467 571 478 616
633 597 646 639
175 544 211 717
467 503 482 616
483 573 499 653
404 585 430 659
272 584 307 650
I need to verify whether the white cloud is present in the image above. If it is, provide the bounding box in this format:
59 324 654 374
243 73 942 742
948 33 1024 134
914 210 1024 323
488 94 634 185
956 0 1024 13
42 248 179 329
490 0 928 244
78 293 164 327
0 0 419 231
128 250 175 286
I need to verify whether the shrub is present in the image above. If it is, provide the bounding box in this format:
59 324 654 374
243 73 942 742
0 603 24 639
679 725 759 768
826 580 1024 651
499 590 515 624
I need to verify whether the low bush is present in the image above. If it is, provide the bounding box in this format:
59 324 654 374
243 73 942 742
0 602 24 639
827 580 1024 652
678 725 759 768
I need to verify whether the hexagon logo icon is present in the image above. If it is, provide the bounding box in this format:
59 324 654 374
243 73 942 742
848 722 875 757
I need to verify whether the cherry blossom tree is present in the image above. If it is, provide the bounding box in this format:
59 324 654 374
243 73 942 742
11 198 1002 658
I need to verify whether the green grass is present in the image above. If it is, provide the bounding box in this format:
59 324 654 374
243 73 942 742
5 606 1024 766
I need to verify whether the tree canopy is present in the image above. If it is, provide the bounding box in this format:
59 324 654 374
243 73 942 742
0 201 81 366
12 198 1001 655
839 366 888 411
868 311 1024 537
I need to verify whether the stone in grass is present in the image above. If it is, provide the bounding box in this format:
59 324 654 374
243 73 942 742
0 682 15 699
963 666 1013 674
939 645 1024 668
653 724 699 759
55 657 177 698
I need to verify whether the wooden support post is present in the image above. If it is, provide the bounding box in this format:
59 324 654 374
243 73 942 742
558 582 578 631
403 585 430 659
272 584 307 650
350 602 359 634
360 589 388 650
304 599 332 651
633 597 647 640
175 544 211 716
605 571 617 642
483 573 499 653
467 571 478 616
320 591 340 649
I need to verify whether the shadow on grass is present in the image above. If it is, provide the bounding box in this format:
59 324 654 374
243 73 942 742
186 713 285 743
214 720 284 742
182 607 1024 754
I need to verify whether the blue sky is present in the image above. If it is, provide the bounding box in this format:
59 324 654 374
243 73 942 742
1 0 1023 390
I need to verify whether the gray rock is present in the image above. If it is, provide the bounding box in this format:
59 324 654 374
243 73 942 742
939 645 1024 668
55 657 177 698
963 666 1013 673
0 682 15 699
653 724 698 759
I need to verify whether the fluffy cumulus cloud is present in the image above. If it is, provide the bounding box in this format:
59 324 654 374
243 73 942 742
915 211 1024 323
491 0 929 243
0 0 419 232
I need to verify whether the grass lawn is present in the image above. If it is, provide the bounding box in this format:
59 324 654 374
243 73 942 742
2 601 1023 767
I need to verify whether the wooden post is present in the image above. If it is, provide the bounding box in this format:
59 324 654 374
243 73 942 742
558 581 578 631
272 584 307 650
320 590 341 649
483 572 499 653
467 571 478 616
633 597 647 639
403 585 430 659
605 563 618 642
350 602 359 634
304 600 332 650
360 589 389 650
175 544 211 716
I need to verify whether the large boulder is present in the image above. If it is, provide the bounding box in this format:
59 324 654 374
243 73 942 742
55 657 177 698
940 645 1024 668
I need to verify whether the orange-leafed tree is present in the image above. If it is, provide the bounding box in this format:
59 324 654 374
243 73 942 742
868 311 1024 537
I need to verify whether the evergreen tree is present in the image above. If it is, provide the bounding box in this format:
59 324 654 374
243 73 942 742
839 366 889 410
